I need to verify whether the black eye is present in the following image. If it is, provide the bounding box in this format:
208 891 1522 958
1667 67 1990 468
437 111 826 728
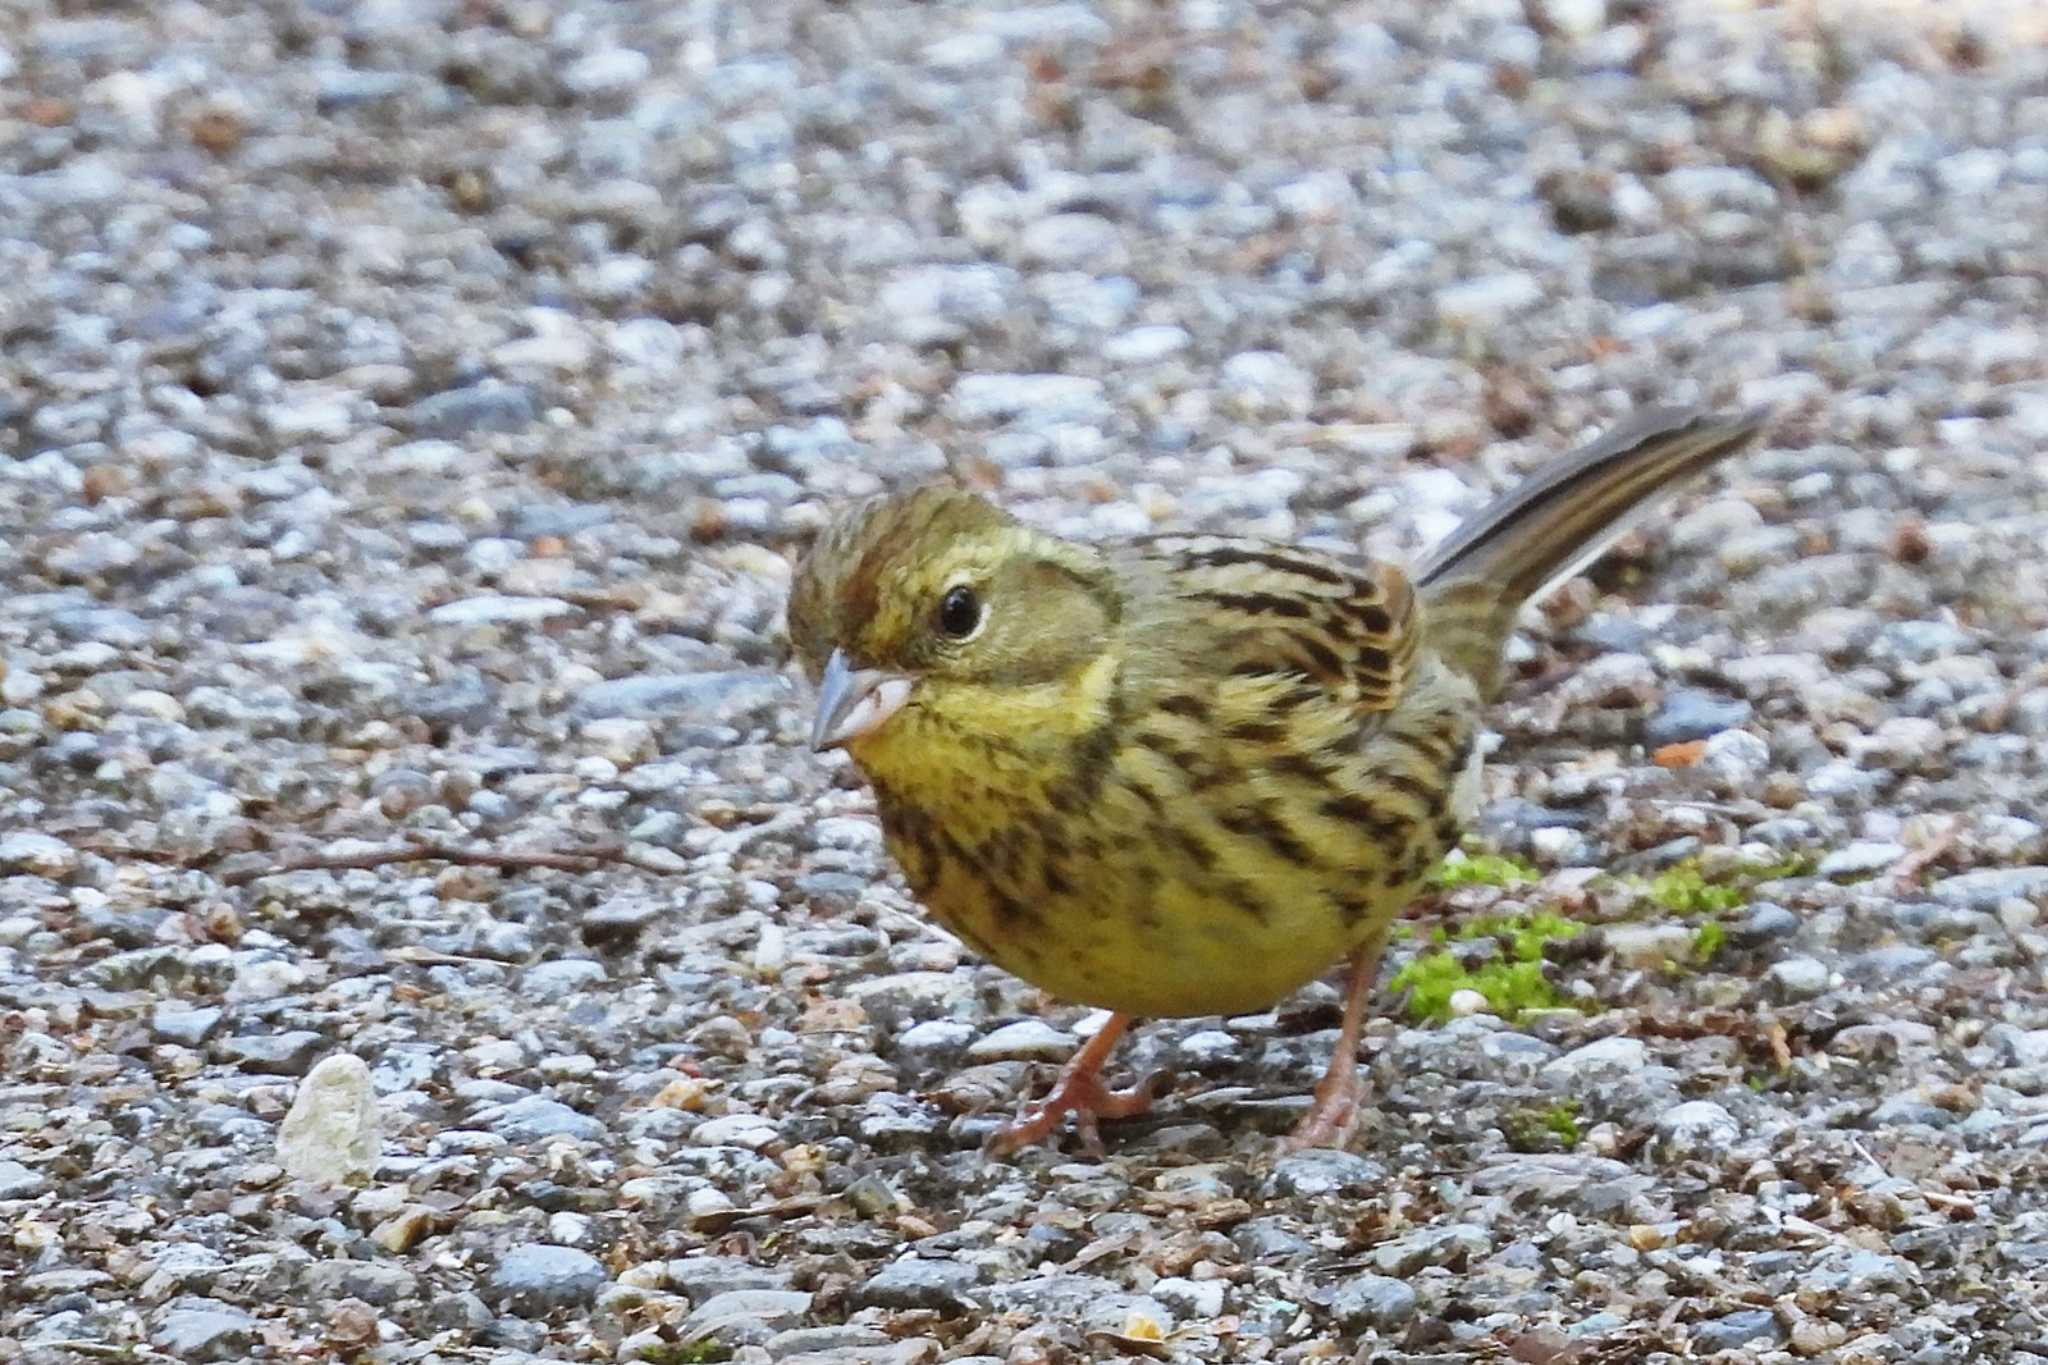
937 585 981 639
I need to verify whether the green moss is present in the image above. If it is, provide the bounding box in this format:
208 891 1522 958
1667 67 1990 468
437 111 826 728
1429 851 1541 889
1504 1099 1582 1152
1692 920 1727 964
1643 864 1750 915
638 1344 734 1365
1637 854 1813 916
1391 911 1585 1023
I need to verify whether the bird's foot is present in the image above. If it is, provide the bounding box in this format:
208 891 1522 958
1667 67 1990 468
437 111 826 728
988 1063 1163 1156
1281 1055 1366 1151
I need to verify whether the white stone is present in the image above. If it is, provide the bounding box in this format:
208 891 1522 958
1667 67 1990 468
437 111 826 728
278 1054 383 1185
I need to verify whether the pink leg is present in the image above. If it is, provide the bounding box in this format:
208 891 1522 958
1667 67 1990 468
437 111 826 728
987 1013 1160 1156
1284 934 1388 1151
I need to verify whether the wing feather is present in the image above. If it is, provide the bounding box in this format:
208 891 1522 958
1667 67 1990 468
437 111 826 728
1122 536 1419 717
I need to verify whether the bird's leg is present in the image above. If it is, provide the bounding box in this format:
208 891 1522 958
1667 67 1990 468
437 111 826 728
988 1012 1159 1156
1285 931 1390 1151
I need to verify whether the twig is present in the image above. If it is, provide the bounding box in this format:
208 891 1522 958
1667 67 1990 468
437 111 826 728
1887 817 1964 893
70 835 686 884
218 836 683 885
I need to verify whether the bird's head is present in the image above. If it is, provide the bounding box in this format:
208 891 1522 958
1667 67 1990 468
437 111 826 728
787 486 1122 761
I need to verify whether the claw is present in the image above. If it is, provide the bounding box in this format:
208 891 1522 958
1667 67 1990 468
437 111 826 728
985 1015 1155 1156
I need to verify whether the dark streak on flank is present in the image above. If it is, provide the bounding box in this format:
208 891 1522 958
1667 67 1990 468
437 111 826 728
1270 751 1337 785
1219 803 1318 868
1119 773 1167 816
1168 824 1218 872
1158 693 1211 721
1228 719 1284 744
1320 792 1409 844
1380 770 1443 814
1136 729 1202 780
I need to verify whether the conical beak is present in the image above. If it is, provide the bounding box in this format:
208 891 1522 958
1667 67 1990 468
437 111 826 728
809 649 914 752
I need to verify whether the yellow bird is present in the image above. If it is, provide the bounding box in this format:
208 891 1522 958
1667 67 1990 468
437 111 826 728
787 407 1763 1151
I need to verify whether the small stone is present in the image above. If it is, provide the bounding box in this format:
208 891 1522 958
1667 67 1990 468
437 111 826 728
683 1288 814 1334
1436 272 1542 329
223 1031 327 1076
1266 1149 1386 1199
1698 730 1771 787
153 1004 226 1047
562 47 651 98
573 671 790 721
371 1206 436 1254
0 831 78 877
1693 1308 1785 1353
278 1054 382 1184
303 1259 420 1306
1447 988 1490 1017
1932 867 2048 910
1533 0 1605 37
520 958 609 1002
1654 1100 1740 1162
1600 924 1697 969
1644 688 1754 746
1817 842 1906 879
152 1302 257 1361
1329 1274 1418 1331
486 1244 610 1316
1542 1036 1646 1083
967 1019 1077 1062
1765 956 1831 1002
858 1256 981 1311
1018 213 1125 271
0 1158 49 1199
947 373 1108 427
477 1096 607 1142
1368 1224 1491 1276
1151 1276 1225 1319
426 595 580 627
894 1019 977 1064
410 381 537 437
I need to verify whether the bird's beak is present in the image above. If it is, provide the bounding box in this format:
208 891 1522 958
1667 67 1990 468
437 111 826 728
809 649 913 752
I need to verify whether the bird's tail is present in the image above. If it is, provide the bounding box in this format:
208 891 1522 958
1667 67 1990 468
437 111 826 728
1416 406 1766 699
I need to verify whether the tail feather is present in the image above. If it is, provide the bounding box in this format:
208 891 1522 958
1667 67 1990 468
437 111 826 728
1418 406 1766 698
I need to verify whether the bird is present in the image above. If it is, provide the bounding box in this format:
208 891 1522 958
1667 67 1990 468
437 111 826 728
785 406 1765 1153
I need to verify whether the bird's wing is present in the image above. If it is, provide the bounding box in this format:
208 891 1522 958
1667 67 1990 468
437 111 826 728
1123 536 1419 717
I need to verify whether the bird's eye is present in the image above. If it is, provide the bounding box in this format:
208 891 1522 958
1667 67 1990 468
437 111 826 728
936 584 981 639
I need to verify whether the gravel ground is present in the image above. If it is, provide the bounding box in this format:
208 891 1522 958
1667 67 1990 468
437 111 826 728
4 1 2048 1361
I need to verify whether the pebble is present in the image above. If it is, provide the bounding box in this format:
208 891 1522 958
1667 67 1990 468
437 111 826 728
1644 688 1754 746
1653 1100 1741 1161
1765 956 1832 1002
221 1031 327 1076
486 1245 610 1316
277 1054 383 1185
1329 1274 1419 1332
1818 841 1906 878
152 1302 258 1361
0 1159 49 1199
1698 730 1772 787
857 1257 981 1311
1542 1036 1647 1083
426 595 580 627
0 832 78 878
966 1020 1077 1062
